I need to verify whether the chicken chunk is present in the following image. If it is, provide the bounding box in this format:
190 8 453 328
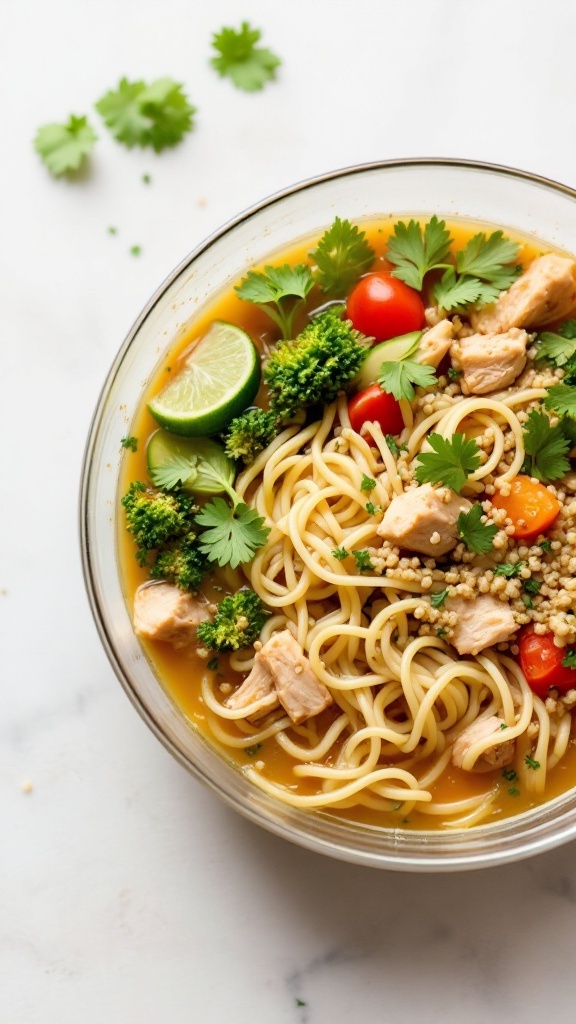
225 659 280 717
470 253 576 334
416 318 454 368
133 581 211 648
452 715 515 773
259 630 332 724
450 327 529 394
377 483 472 557
447 594 517 656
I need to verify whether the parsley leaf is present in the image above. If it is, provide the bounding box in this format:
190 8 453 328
353 550 374 573
457 503 498 554
34 114 97 176
210 22 281 91
360 474 376 492
430 588 449 608
544 383 576 418
561 650 576 669
521 409 570 482
310 217 375 296
120 435 138 452
378 359 437 402
96 77 195 151
535 319 576 366
235 264 314 339
332 546 348 560
386 217 452 290
494 561 525 578
195 497 269 569
433 269 483 312
414 433 481 492
455 231 520 290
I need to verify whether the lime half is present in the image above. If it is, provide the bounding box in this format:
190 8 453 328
148 321 260 436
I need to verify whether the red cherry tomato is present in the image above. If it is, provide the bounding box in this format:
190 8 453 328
346 272 425 342
518 626 576 697
348 384 405 439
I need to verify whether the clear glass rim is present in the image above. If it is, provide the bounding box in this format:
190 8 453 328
80 158 576 872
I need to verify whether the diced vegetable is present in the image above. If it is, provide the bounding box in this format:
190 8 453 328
346 272 425 342
348 384 404 440
491 475 561 541
519 626 576 697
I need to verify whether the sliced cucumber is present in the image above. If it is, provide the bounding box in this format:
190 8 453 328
147 431 236 497
354 331 422 389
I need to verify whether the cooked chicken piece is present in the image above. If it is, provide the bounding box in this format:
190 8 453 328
133 581 211 648
225 659 280 717
377 483 472 557
447 594 517 656
470 253 576 333
452 715 515 773
416 318 454 368
424 305 443 327
257 630 333 724
450 327 529 394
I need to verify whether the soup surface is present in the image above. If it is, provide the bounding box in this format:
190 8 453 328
119 215 576 830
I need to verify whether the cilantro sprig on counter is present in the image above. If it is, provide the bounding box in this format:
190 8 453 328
34 115 97 176
310 217 375 296
386 218 521 313
95 77 196 151
457 503 498 554
521 409 571 482
414 433 481 493
210 22 281 91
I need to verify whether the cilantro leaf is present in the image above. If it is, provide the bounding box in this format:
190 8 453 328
96 77 195 151
332 546 348 560
414 433 481 492
310 217 375 296
235 264 314 339
521 409 571 482
195 497 270 569
120 435 138 452
494 561 525 578
561 650 576 670
210 22 281 91
386 217 452 290
353 550 374 572
430 588 449 608
378 359 437 402
457 503 498 554
535 320 576 366
544 383 576 418
455 231 520 288
34 115 97 176
433 269 482 312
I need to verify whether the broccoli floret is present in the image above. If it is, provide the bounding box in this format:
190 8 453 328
196 589 267 651
150 532 209 592
264 308 369 422
223 409 278 466
121 481 196 566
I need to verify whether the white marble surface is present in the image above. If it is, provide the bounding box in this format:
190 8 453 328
4 1 576 1020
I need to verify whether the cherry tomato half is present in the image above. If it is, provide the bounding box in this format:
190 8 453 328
518 626 576 697
348 384 405 439
346 272 425 342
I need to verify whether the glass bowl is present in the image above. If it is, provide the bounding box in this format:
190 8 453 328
80 158 576 871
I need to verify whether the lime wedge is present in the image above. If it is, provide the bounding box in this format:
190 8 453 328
148 321 260 436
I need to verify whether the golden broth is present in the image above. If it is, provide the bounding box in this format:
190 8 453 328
118 216 576 830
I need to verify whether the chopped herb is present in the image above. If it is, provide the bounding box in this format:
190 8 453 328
365 502 382 515
500 722 508 730
360 474 376 492
521 409 571 482
34 114 97 176
430 588 449 608
457 503 498 554
502 768 517 781
508 786 521 796
310 217 375 296
535 319 576 366
561 650 576 669
120 435 138 452
414 432 481 493
295 999 307 1008
523 578 542 596
142 173 151 184
245 743 262 757
331 546 348 560
525 755 541 770
522 593 534 609
210 21 281 92
353 550 374 573
96 77 196 151
206 657 219 671
130 245 142 257
385 435 408 457
447 366 462 381
108 226 118 235
436 628 448 638
378 359 437 402
540 539 552 554
494 560 525 578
